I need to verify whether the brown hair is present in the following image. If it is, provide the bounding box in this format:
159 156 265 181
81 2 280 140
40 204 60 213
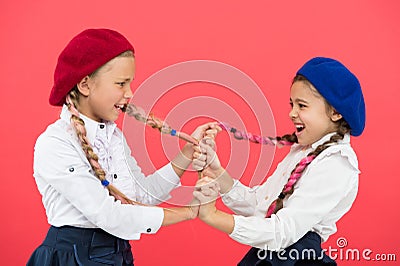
266 75 351 217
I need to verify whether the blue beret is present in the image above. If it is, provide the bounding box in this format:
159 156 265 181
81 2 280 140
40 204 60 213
297 57 365 136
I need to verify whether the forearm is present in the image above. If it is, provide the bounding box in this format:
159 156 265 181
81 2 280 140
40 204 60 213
213 167 235 194
194 176 234 234
171 144 193 177
161 206 195 226
201 208 235 234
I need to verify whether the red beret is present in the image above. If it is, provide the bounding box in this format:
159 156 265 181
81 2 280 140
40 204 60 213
49 28 135 106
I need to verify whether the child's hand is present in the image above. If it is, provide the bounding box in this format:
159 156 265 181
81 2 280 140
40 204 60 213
174 122 221 174
193 176 220 203
193 176 220 221
190 122 221 143
192 140 221 172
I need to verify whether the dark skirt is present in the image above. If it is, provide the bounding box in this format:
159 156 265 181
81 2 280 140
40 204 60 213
27 226 134 266
238 232 337 266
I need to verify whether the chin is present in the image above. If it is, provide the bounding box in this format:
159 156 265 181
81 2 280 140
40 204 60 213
102 115 118 122
110 117 119 122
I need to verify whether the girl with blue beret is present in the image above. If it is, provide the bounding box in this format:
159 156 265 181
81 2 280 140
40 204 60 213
192 57 365 265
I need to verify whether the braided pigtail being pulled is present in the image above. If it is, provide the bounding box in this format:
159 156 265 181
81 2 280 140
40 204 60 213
66 88 136 205
266 120 350 217
218 122 297 147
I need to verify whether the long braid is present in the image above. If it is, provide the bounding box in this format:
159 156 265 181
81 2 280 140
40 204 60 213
123 103 198 145
218 122 297 147
266 120 349 217
66 89 137 205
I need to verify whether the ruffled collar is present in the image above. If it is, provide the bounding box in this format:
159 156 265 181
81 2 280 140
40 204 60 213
310 132 350 149
60 104 117 145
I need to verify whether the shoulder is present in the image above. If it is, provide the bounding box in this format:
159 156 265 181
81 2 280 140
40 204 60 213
314 143 359 172
297 143 359 196
35 119 77 153
299 143 360 193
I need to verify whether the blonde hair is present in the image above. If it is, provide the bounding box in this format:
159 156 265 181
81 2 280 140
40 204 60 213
65 50 136 204
90 50 134 77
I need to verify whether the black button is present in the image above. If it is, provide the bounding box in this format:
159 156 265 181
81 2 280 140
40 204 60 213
113 174 118 179
69 167 74 172
146 228 151 233
99 124 105 129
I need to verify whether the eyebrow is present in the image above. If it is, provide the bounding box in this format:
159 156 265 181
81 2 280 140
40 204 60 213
290 98 309 104
115 77 133 82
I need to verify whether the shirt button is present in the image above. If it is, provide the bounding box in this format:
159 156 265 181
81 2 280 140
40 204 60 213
146 228 151 233
113 174 118 179
69 167 74 172
99 124 105 129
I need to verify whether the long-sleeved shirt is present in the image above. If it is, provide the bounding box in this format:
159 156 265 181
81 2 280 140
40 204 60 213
222 133 359 251
33 105 181 240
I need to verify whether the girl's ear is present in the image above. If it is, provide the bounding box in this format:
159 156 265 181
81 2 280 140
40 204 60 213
330 109 343 122
76 76 91 96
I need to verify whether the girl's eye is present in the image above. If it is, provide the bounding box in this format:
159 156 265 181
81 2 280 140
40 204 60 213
116 82 126 87
299 104 306 108
289 102 293 107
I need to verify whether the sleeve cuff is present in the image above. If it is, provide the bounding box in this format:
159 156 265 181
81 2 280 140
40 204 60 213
137 206 164 235
221 179 246 204
229 214 241 238
228 215 251 246
229 214 280 251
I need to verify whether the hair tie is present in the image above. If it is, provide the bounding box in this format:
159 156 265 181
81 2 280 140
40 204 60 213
101 180 110 186
278 192 286 199
124 104 294 148
124 103 198 145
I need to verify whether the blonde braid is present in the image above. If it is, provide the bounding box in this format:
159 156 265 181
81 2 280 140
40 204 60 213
66 89 138 205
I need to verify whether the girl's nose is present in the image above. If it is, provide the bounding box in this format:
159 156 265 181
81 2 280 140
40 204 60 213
124 87 133 99
289 108 297 119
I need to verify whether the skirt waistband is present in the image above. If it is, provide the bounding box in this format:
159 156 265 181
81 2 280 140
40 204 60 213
43 225 129 252
28 226 134 266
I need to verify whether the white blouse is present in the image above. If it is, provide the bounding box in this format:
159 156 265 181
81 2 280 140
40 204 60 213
33 105 181 240
222 133 360 251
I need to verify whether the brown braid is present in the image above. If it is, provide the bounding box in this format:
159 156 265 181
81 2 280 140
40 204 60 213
269 119 350 216
277 132 298 144
67 87 139 205
266 74 352 216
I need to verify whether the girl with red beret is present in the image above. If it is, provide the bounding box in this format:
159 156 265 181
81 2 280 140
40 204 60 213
192 57 365 265
27 28 217 266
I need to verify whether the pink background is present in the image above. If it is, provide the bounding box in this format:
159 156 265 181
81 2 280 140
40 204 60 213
1 0 399 265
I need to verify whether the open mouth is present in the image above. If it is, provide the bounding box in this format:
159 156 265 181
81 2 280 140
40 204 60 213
115 104 127 112
295 124 305 133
